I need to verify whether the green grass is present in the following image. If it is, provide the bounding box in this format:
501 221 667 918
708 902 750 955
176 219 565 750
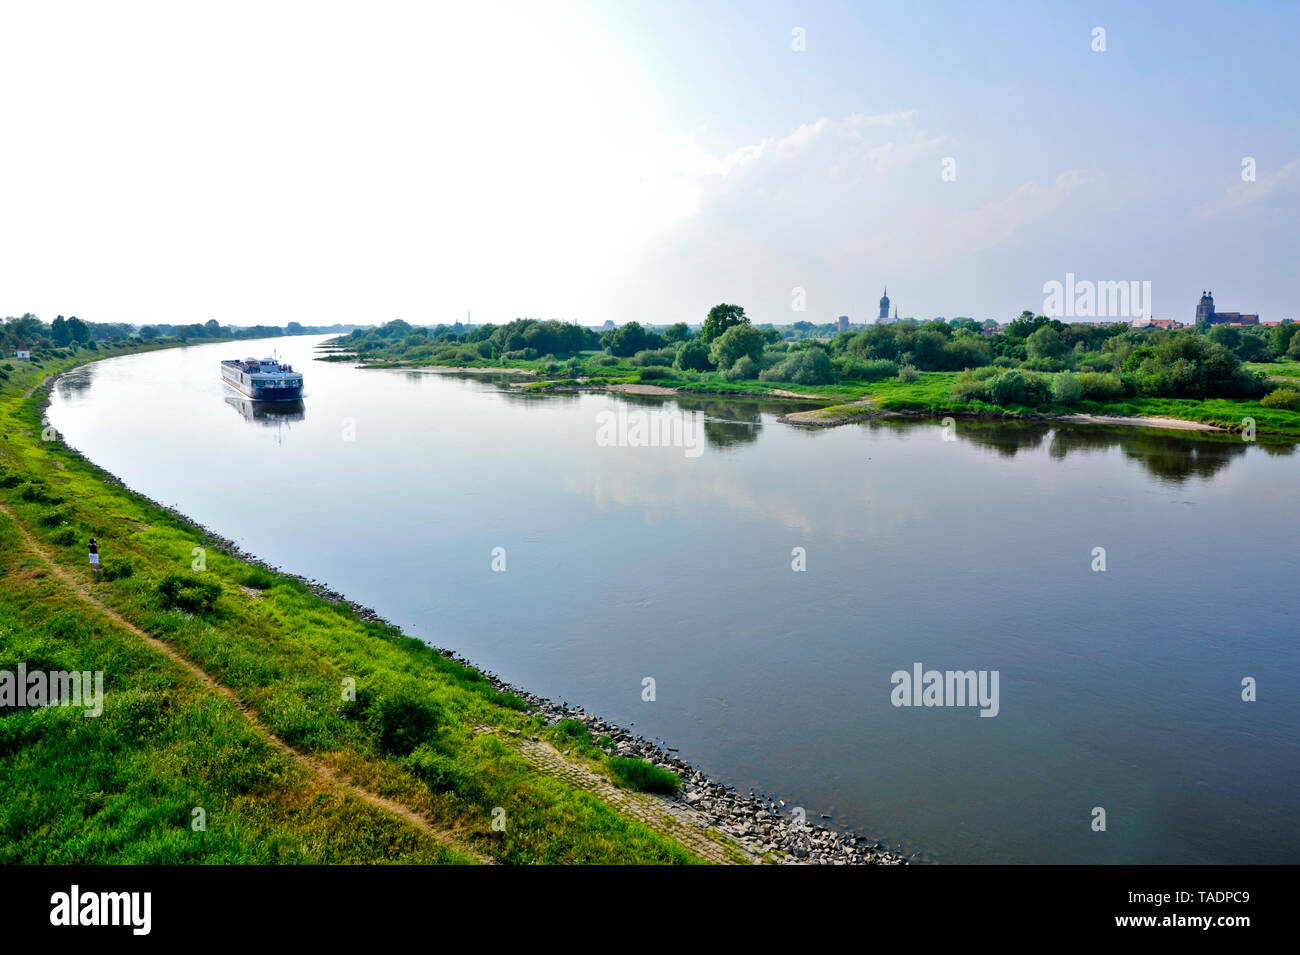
607 757 681 795
793 372 1300 438
0 344 702 864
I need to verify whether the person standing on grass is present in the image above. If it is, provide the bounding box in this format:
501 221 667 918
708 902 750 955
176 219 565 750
88 537 99 576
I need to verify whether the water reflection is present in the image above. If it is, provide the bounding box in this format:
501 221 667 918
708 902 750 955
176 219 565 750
863 418 1294 484
54 367 95 398
223 393 306 445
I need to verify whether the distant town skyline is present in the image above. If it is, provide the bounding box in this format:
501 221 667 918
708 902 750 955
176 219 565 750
1 1 1296 328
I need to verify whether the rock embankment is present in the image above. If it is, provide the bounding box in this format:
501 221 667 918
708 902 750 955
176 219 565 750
448 657 908 865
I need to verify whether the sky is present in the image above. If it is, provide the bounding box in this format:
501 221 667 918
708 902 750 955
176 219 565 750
1 0 1296 328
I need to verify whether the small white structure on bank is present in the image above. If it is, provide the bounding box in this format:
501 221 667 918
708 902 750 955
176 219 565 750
15 343 31 360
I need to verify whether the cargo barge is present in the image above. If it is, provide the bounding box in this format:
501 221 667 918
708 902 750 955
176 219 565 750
220 357 304 401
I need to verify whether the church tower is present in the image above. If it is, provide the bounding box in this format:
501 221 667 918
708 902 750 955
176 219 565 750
1196 290 1215 325
878 288 890 322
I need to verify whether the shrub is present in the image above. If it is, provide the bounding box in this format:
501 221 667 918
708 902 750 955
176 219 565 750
1051 371 1083 405
607 756 680 794
833 357 898 381
370 694 443 755
38 506 73 527
759 348 832 385
637 365 674 381
17 482 59 504
1075 372 1127 401
551 719 593 747
1261 387 1300 410
1078 352 1116 373
48 527 78 546
0 470 21 489
897 364 920 383
985 369 1052 408
631 347 677 367
594 354 620 367
1024 356 1067 373
100 559 135 581
673 339 713 372
156 573 223 614
406 745 482 801
715 355 753 382
950 366 998 402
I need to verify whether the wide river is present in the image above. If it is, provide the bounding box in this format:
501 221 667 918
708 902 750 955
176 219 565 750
47 335 1300 863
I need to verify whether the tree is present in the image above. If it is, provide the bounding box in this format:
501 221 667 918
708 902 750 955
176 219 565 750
673 339 712 371
708 323 765 372
139 326 161 340
604 321 648 357
1026 325 1067 360
1270 321 1300 359
663 322 690 343
51 316 70 346
204 319 222 337
67 317 90 344
701 303 748 344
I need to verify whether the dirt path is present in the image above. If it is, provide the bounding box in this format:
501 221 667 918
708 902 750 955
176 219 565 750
501 733 759 864
0 500 493 864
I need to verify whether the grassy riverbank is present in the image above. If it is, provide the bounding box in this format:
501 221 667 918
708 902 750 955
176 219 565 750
0 345 726 864
341 346 1300 439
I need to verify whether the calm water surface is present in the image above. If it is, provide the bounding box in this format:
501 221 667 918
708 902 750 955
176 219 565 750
47 335 1300 863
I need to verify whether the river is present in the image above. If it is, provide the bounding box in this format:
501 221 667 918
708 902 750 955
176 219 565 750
45 334 1300 863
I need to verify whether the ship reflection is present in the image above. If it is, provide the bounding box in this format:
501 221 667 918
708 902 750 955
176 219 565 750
224 394 305 441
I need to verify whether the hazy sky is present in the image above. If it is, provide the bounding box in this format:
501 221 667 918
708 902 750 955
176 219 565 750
1 0 1296 328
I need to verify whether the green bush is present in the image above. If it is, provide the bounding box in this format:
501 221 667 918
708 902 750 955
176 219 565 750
551 719 593 747
0 470 21 489
406 745 483 801
897 364 920 383
608 757 680 794
1051 371 1083 405
760 348 832 385
100 559 135 581
156 572 223 614
985 369 1052 408
721 355 757 381
17 482 60 504
631 347 677 367
1076 372 1127 401
594 354 620 367
637 365 674 381
833 357 898 381
1024 356 1067 373
370 694 444 755
48 527 78 546
950 366 999 402
38 505 73 527
673 339 713 372
1261 387 1300 410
